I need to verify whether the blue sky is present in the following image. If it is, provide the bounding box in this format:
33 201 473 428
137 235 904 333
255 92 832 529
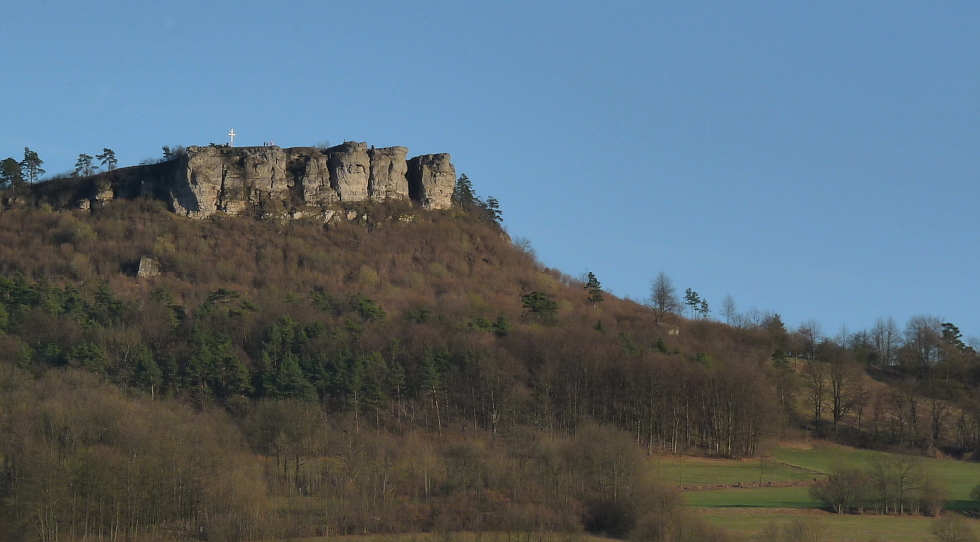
2 1 978 342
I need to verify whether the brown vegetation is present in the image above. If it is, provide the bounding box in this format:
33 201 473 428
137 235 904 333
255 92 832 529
0 197 976 540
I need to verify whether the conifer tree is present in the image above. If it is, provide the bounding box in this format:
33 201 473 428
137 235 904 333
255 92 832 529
20 147 44 184
133 345 163 399
684 288 702 319
0 157 25 188
483 196 502 225
96 148 117 171
698 298 710 320
452 173 479 209
585 272 604 307
74 154 95 177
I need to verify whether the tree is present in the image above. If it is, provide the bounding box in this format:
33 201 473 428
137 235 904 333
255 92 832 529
521 291 557 320
483 195 502 225
420 350 443 433
902 315 943 372
0 157 24 188
810 466 873 513
74 153 95 177
766 313 789 353
162 145 185 160
941 322 967 351
698 298 710 320
921 378 960 446
452 173 479 209
930 517 978 542
20 147 44 184
939 321 973 372
870 454 922 515
132 345 163 399
649 272 680 324
683 288 701 320
820 342 864 432
721 294 737 325
803 358 828 432
585 272 604 307
96 148 117 171
871 317 900 366
797 320 822 361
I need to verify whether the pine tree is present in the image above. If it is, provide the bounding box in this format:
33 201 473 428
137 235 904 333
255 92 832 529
96 148 117 171
585 272 604 307
452 173 479 209
698 299 710 320
483 196 502 225
133 345 164 399
269 353 317 402
521 291 558 319
74 154 95 177
684 288 702 320
0 157 25 188
20 148 44 184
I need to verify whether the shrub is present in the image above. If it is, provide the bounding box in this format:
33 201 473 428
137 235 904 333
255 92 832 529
521 291 557 320
810 466 873 514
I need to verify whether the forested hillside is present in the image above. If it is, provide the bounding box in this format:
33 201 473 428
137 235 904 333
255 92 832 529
0 192 977 541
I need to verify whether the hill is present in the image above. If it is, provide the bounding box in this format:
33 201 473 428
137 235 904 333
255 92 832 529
0 196 770 541
0 173 978 541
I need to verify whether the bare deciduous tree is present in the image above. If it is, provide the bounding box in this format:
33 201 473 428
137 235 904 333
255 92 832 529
649 272 681 325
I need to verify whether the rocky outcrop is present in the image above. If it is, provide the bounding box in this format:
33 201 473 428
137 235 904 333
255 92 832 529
327 142 371 202
408 154 456 210
9 141 457 219
165 142 454 219
137 256 161 278
169 145 293 218
368 146 409 200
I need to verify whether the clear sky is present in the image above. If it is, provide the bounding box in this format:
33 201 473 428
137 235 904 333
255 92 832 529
2 1 978 342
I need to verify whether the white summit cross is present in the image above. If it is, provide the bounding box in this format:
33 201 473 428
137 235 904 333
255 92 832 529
228 129 236 147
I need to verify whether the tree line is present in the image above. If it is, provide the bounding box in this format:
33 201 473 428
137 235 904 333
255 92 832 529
1 147 118 189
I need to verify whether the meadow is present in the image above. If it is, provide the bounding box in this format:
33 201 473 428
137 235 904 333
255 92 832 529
669 443 980 540
697 509 943 542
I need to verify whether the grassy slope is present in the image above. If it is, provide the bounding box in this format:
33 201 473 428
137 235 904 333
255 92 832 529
652 455 816 487
698 510 954 542
665 444 980 541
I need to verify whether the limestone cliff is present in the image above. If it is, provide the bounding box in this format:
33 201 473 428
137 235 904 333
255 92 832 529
9 142 457 220
169 143 454 219
408 154 456 211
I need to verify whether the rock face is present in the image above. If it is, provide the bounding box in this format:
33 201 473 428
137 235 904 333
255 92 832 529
164 142 454 219
169 145 293 218
368 146 409 200
9 141 457 220
408 154 456 210
137 256 161 278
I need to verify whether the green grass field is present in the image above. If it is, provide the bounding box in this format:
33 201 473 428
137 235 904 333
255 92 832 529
684 486 819 508
655 443 980 502
660 443 980 541
697 509 966 542
651 454 816 487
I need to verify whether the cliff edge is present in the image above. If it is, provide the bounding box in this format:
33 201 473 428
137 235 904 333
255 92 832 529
5 142 457 219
